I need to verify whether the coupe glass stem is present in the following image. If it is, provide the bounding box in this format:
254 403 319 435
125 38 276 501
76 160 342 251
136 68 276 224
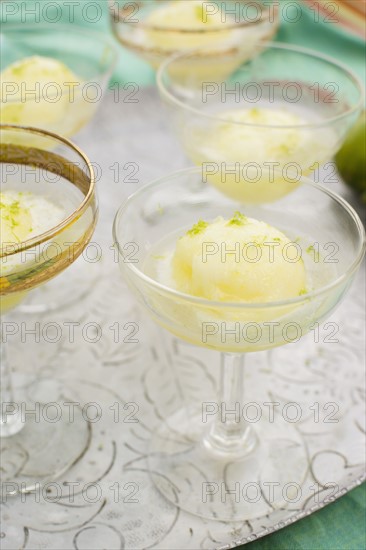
0 322 23 437
203 352 257 457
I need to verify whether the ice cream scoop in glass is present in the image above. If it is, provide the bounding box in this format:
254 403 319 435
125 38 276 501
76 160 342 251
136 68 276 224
0 24 117 142
157 43 364 203
111 0 279 78
0 125 98 496
113 166 365 520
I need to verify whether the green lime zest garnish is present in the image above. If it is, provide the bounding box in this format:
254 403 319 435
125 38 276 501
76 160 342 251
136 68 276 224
195 3 215 23
195 4 204 20
278 143 291 154
306 244 320 261
0 199 24 229
227 211 248 226
10 64 25 76
186 219 209 237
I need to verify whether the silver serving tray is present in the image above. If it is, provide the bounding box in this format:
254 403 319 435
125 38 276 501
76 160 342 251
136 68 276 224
1 90 365 549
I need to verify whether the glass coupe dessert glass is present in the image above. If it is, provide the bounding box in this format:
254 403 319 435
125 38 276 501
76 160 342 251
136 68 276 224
0 125 98 496
0 24 117 140
113 166 365 521
111 0 279 76
157 43 364 203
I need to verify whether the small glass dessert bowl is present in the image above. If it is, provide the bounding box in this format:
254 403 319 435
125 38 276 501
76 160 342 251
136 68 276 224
157 42 364 203
0 24 117 140
0 24 116 312
0 125 98 496
110 0 279 75
113 166 365 521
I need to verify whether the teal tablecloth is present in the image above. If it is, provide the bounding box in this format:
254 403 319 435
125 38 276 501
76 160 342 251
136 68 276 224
1 0 365 84
246 484 366 550
1 2 365 549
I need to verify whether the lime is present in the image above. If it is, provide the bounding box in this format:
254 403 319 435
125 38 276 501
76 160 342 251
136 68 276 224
335 111 366 201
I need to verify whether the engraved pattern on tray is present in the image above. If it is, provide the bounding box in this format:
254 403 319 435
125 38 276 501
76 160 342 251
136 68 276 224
1 90 365 550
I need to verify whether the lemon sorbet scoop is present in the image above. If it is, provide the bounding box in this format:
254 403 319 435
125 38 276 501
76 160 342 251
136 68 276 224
0 191 66 312
0 55 80 90
172 212 306 303
0 191 65 246
193 107 335 168
145 0 231 50
0 56 82 129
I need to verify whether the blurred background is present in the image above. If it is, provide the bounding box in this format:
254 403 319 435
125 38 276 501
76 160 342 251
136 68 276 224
1 0 365 85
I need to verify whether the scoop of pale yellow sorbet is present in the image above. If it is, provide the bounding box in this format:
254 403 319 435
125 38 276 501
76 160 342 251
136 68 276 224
173 212 306 302
0 56 82 125
145 0 231 50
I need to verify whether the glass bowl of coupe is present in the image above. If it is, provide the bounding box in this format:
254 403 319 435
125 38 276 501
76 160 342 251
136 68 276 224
113 166 365 521
0 24 117 140
0 125 98 497
157 42 364 203
111 0 279 75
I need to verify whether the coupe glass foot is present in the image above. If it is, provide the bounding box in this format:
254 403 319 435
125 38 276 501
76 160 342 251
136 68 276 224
148 407 308 521
0 376 90 499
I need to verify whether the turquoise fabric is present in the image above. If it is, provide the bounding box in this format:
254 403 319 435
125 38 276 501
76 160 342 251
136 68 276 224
0 0 155 85
245 484 366 550
1 2 365 549
276 3 366 86
1 0 365 84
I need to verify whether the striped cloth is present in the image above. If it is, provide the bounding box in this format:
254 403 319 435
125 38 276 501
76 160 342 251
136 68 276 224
302 0 366 40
